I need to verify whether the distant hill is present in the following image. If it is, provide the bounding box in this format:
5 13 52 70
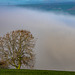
17 2 75 15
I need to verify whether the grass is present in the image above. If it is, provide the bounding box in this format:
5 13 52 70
0 69 75 75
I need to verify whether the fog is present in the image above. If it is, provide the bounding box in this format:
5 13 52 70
0 6 75 71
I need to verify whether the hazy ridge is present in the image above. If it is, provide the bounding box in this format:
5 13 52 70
17 2 75 15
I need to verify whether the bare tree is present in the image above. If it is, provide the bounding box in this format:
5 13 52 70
0 30 35 69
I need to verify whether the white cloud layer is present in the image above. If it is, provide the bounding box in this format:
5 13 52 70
0 6 75 71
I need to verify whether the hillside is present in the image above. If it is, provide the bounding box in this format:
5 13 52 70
17 2 75 15
0 69 75 75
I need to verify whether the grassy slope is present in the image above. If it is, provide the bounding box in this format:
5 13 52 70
0 69 75 75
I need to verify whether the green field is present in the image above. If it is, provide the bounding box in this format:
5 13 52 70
0 69 75 75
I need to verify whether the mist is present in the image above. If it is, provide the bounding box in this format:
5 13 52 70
0 6 75 71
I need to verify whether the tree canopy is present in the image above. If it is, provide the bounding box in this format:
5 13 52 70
0 30 35 69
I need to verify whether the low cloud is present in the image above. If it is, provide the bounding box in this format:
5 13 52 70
0 7 75 71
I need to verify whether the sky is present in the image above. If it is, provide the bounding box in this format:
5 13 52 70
0 0 75 5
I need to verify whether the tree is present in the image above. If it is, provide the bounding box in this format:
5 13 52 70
0 30 35 69
0 60 9 69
